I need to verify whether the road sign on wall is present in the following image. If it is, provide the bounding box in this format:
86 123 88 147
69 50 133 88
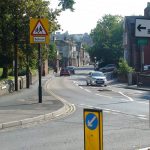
30 18 49 44
84 109 103 150
135 19 150 37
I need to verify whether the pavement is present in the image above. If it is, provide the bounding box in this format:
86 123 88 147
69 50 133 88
109 79 150 91
0 73 75 130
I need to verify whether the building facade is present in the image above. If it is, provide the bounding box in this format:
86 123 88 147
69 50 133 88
123 3 150 72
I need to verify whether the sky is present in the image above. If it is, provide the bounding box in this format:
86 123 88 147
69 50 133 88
50 0 149 34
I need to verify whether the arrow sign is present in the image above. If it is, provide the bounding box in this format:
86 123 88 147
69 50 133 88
86 113 98 130
137 24 146 31
87 116 97 127
135 19 150 37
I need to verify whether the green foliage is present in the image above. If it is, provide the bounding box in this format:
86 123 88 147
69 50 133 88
58 0 75 11
48 43 57 60
117 58 134 74
89 14 124 66
0 0 62 78
0 68 2 76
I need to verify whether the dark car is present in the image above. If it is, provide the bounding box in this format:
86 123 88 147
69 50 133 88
60 68 70 76
99 64 116 72
66 66 75 74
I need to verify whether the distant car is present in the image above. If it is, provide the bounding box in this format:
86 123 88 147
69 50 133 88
60 68 70 76
99 64 116 72
86 71 107 86
144 65 150 71
66 66 75 74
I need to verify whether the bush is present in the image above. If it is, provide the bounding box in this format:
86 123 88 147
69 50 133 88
117 58 134 75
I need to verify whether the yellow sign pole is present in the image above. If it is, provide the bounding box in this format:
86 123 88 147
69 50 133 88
84 109 103 150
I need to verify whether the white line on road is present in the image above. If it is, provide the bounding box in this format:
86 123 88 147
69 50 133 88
95 93 112 99
136 101 148 105
78 104 148 120
121 99 131 102
79 86 83 89
139 147 150 150
138 114 146 117
118 91 134 101
84 89 91 93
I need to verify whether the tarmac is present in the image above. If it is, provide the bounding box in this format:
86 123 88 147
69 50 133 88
0 73 149 130
0 73 75 130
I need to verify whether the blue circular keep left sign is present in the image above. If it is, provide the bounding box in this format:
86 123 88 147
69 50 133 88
86 113 98 130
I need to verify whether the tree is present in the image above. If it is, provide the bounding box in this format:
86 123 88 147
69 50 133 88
58 0 75 11
0 0 75 78
89 14 124 66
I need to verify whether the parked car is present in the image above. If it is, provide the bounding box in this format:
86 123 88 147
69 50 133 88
99 64 116 72
86 71 107 86
144 65 150 71
60 68 70 76
66 66 76 74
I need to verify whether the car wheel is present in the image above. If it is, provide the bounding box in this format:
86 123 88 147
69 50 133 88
86 81 89 86
90 81 93 86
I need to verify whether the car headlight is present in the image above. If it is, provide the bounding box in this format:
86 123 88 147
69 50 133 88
91 78 96 81
104 78 107 81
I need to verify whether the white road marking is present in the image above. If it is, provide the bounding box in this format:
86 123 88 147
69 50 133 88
121 99 130 102
118 91 134 101
138 114 146 117
136 101 148 105
139 147 150 150
84 89 91 93
79 104 93 108
79 86 83 89
78 104 148 120
138 117 147 120
95 93 112 99
104 110 111 113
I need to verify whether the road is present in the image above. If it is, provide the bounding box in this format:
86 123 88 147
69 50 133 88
0 68 150 150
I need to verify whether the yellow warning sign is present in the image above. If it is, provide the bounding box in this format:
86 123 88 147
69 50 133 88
84 109 103 150
30 18 49 44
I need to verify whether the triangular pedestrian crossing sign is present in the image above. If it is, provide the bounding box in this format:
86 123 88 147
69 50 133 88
31 20 48 36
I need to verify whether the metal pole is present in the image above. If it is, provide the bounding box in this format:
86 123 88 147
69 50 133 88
141 46 144 72
38 43 42 103
26 53 30 88
14 14 18 91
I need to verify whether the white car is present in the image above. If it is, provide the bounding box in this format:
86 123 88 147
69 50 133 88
86 71 107 86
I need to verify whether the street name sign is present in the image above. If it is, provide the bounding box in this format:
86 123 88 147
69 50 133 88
30 18 49 44
84 109 103 150
135 19 150 37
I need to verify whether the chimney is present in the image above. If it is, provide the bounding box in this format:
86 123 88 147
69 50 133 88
144 2 150 17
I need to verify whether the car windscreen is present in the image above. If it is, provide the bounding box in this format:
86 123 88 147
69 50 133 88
92 72 104 77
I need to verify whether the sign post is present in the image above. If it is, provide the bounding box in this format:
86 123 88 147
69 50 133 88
30 18 49 103
84 109 103 150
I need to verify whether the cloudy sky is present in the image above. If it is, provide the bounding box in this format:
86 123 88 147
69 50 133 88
50 0 149 34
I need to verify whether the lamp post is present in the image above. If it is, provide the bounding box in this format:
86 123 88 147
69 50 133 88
14 2 20 91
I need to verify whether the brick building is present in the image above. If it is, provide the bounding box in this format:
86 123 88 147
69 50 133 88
123 2 150 72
